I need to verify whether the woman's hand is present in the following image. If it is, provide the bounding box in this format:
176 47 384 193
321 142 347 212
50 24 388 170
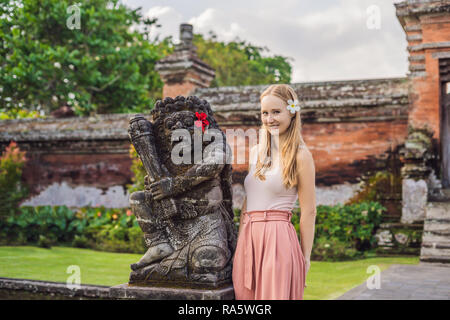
305 257 311 274
304 257 311 288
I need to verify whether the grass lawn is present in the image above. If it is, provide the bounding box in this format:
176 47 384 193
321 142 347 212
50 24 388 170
0 246 420 299
0 246 141 287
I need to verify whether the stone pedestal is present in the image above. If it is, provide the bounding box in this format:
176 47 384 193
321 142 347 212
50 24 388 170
109 283 234 300
399 127 434 224
401 177 428 223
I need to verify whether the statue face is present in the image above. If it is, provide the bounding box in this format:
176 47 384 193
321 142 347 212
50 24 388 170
156 110 197 155
154 109 214 168
163 111 196 132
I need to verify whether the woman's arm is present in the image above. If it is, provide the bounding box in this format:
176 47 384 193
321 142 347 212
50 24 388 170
238 196 247 237
296 147 317 263
238 144 257 236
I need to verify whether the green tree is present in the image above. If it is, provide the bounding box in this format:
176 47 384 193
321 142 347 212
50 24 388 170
0 0 173 116
193 31 292 87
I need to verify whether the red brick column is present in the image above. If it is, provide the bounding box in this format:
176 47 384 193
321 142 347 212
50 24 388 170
396 1 450 139
155 23 215 98
396 1 450 223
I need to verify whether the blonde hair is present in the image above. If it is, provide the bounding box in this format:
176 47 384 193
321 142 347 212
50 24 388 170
254 84 306 189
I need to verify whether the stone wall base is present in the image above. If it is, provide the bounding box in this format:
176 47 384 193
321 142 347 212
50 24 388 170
110 283 234 300
0 277 235 300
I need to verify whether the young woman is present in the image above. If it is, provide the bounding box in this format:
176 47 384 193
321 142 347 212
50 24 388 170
232 84 317 300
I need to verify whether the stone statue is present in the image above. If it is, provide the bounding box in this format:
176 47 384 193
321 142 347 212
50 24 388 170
127 95 237 288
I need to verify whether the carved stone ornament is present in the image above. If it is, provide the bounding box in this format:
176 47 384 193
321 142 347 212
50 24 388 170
127 95 237 289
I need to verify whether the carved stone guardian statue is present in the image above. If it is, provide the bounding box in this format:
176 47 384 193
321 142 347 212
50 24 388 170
127 95 236 288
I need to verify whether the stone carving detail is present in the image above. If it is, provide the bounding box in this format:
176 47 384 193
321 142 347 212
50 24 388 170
127 95 236 288
399 126 435 223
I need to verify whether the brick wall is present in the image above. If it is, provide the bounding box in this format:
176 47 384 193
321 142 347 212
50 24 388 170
396 0 450 139
0 78 410 212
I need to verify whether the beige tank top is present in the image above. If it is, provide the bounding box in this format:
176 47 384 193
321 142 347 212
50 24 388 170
244 151 298 212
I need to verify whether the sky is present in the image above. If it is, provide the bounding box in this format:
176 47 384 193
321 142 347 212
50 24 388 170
121 0 408 83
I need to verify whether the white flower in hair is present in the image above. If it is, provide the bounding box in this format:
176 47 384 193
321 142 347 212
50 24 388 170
286 99 300 114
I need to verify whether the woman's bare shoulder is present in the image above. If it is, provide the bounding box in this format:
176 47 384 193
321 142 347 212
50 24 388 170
296 145 314 168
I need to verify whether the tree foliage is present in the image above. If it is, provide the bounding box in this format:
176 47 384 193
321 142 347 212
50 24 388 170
0 0 173 116
193 31 293 87
0 0 292 117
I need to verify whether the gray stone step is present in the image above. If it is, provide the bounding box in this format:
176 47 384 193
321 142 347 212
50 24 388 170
420 200 450 264
421 246 450 257
424 202 450 220
424 223 450 234
422 237 450 249
420 254 450 264
422 234 450 245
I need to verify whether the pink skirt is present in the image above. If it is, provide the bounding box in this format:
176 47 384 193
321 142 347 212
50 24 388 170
232 209 306 300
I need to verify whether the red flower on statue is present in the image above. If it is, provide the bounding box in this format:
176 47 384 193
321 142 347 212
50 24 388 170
195 112 209 132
